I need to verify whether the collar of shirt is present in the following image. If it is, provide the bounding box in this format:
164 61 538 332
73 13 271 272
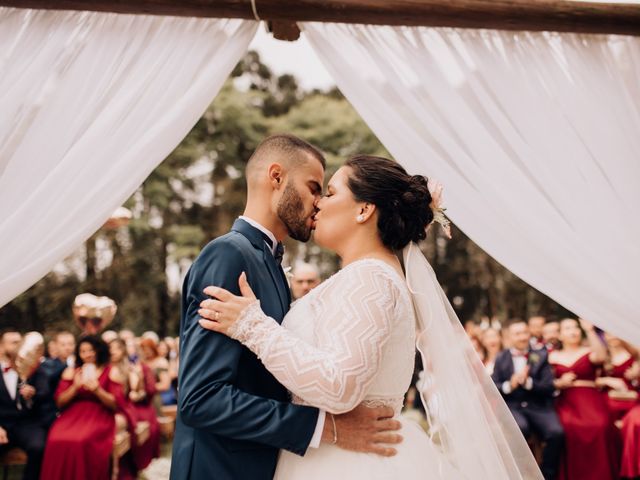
1 361 14 373
510 348 529 358
239 216 278 256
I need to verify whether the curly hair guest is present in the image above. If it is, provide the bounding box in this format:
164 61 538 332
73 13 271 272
40 336 124 480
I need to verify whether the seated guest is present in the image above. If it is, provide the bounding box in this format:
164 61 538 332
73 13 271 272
542 321 561 352
139 338 171 414
598 333 640 479
481 327 502 375
599 333 639 422
129 358 160 471
290 262 321 300
0 330 47 480
528 315 546 350
109 338 145 480
118 330 139 363
40 336 124 480
549 318 619 480
50 331 76 372
492 321 564 480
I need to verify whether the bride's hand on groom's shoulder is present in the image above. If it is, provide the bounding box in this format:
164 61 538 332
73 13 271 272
324 404 403 457
198 272 257 336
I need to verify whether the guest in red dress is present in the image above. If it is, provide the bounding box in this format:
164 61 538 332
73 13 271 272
129 359 160 470
109 338 144 480
550 318 620 480
598 334 639 422
40 336 124 480
599 334 640 479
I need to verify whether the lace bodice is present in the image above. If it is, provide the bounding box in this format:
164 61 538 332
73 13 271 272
229 259 416 415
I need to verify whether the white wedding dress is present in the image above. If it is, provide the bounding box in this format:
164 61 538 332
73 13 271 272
229 258 456 479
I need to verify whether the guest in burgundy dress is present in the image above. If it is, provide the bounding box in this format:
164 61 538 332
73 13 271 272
550 318 620 480
40 336 123 480
109 338 144 480
129 359 160 470
599 334 640 479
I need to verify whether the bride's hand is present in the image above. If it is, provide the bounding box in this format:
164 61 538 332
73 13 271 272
198 272 256 336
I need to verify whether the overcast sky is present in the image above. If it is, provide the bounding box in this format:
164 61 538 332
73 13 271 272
248 26 336 90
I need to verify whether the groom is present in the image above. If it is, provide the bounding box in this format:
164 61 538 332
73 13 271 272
171 134 401 480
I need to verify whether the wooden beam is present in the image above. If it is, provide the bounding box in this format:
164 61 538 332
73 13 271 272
2 1 640 36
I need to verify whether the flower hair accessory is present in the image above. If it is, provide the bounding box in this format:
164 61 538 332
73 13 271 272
427 180 452 239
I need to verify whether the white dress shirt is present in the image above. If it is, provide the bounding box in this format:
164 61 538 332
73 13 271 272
501 349 533 394
1 361 18 401
238 216 326 447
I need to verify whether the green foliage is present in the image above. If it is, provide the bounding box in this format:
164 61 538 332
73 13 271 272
0 50 570 337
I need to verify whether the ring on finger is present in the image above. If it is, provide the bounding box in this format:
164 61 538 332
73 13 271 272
214 311 220 320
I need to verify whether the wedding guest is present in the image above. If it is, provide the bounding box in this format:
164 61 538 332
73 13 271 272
549 318 619 480
101 330 118 344
528 315 546 350
141 331 160 344
542 321 561 352
118 330 138 363
51 331 76 370
128 359 160 471
598 333 639 422
156 340 177 406
481 327 502 375
597 333 640 479
492 321 564 480
40 336 124 480
109 338 145 480
469 333 486 364
139 338 171 414
0 330 47 480
45 338 58 359
290 262 321 300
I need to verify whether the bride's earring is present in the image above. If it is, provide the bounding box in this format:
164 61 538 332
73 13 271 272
356 214 365 223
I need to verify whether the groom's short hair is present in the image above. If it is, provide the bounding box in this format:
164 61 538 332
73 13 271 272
247 134 326 175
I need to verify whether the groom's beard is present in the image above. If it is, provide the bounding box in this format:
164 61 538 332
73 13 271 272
277 182 312 242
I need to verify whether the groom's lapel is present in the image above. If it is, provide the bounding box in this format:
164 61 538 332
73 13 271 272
231 219 289 317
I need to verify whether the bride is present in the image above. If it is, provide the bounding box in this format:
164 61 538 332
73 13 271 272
198 155 542 479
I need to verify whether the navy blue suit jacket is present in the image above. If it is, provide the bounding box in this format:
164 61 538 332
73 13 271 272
491 348 555 407
170 219 319 480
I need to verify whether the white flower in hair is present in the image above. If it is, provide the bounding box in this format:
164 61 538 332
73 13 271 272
427 180 452 239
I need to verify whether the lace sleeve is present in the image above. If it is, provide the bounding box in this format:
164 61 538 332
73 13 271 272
229 262 399 414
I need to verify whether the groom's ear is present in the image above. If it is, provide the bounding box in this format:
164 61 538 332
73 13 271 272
267 163 285 189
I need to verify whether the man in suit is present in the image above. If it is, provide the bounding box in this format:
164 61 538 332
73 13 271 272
0 330 47 480
492 321 564 480
290 262 321 300
171 134 401 480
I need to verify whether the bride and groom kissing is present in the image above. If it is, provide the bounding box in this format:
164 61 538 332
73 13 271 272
170 134 542 479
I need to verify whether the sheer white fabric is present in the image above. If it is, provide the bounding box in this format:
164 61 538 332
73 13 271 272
302 23 640 344
404 242 542 479
0 8 257 307
230 259 415 415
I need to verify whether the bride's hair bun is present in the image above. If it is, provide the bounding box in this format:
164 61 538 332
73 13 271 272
345 155 434 250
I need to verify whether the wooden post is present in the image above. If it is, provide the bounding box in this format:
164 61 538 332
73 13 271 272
1 0 640 36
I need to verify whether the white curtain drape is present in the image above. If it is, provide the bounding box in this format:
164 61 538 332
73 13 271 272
303 23 640 343
0 8 257 307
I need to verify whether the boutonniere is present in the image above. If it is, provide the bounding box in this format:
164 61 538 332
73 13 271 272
528 352 540 364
